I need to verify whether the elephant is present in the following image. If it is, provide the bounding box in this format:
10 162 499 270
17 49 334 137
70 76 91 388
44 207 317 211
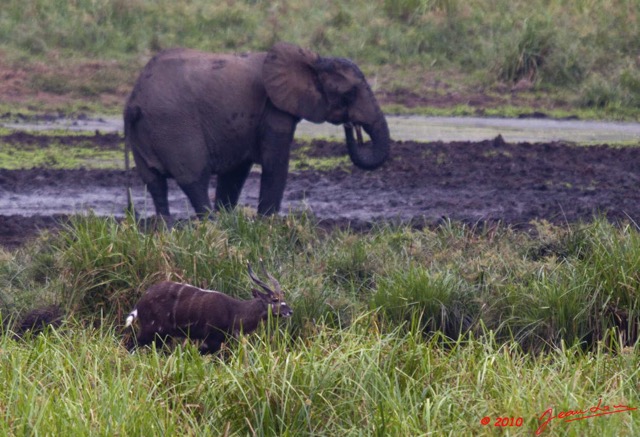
123 42 390 218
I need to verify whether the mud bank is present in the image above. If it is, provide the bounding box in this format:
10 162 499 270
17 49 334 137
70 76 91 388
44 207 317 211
2 134 640 249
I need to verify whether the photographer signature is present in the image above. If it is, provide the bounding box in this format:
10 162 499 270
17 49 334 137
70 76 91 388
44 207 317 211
536 399 636 435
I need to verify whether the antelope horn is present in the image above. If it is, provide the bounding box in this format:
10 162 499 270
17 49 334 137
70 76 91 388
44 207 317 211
248 262 273 294
260 261 283 294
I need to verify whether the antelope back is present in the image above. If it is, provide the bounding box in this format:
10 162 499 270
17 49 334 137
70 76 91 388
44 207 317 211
138 282 233 333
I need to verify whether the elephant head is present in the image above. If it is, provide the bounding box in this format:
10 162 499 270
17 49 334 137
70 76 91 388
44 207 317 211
263 42 390 170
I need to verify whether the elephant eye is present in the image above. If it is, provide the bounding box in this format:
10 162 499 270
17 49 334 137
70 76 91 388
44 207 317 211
341 87 358 106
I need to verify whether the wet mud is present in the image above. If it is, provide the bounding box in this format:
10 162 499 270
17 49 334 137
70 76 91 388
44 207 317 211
2 132 640 249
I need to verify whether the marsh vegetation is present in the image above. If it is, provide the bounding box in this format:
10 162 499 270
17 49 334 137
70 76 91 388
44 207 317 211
1 1 639 435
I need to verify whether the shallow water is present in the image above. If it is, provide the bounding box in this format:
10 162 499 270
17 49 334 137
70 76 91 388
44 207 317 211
4 115 640 144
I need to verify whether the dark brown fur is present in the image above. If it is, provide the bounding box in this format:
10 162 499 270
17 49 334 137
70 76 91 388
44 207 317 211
125 279 292 354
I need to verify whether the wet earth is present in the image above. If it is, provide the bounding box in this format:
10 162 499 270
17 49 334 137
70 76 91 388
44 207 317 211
2 130 640 249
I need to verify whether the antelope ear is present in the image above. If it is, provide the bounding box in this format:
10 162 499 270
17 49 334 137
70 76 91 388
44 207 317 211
263 42 327 122
252 289 272 301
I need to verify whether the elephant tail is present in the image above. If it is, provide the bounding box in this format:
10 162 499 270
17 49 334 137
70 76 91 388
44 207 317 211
123 105 142 216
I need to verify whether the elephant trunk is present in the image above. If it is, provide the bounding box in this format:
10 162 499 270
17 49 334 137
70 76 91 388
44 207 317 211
344 115 390 171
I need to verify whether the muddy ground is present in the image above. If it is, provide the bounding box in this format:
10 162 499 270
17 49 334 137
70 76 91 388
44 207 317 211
2 131 640 249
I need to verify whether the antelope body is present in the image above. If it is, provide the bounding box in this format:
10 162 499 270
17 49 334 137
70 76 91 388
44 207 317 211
124 264 292 354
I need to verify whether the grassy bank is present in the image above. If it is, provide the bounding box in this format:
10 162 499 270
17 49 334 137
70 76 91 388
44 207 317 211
1 212 639 434
4 212 640 351
0 0 639 118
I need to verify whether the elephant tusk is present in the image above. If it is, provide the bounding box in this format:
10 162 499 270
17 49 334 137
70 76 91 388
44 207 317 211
355 124 364 147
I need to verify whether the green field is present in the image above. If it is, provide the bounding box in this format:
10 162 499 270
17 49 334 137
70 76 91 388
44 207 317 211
0 0 639 118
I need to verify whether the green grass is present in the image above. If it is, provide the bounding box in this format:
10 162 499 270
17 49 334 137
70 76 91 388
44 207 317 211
3 212 639 349
290 142 351 171
0 134 352 171
0 313 637 435
0 142 124 169
0 0 639 118
0 131 124 169
383 101 640 121
1 212 640 434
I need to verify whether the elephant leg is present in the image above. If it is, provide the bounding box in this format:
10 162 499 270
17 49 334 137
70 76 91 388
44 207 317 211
258 127 294 215
146 174 171 218
214 160 253 211
258 166 289 215
178 171 213 218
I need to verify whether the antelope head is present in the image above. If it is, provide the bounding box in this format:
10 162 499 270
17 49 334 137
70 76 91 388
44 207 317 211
248 262 293 318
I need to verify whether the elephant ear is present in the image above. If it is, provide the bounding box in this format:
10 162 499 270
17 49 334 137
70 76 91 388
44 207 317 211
263 42 327 122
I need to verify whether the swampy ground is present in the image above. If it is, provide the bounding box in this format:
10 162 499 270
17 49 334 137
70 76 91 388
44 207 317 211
2 127 639 249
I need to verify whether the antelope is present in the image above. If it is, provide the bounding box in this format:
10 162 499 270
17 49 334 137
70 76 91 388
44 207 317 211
124 263 292 354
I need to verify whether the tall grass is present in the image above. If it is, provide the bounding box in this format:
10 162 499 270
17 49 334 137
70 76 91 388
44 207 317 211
0 315 637 435
2 211 638 351
0 0 638 112
1 212 640 433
